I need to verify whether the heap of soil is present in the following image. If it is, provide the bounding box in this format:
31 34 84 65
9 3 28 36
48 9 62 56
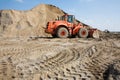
0 4 66 38
0 4 94 39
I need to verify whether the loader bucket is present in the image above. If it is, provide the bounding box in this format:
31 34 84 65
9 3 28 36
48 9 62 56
89 29 99 39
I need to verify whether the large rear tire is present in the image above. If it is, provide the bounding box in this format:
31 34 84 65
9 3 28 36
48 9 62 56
78 28 88 38
57 27 69 38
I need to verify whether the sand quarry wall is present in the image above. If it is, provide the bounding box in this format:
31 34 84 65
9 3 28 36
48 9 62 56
0 4 65 38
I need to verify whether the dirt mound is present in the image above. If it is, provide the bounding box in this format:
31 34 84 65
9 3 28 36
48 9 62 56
0 4 65 38
0 4 96 39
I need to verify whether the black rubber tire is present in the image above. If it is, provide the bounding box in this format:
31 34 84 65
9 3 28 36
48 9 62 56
78 28 88 38
57 27 69 38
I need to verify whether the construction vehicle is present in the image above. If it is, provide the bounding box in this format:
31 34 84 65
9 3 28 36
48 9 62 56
45 14 99 38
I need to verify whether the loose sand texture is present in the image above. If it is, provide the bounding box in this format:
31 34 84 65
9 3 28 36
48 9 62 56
0 37 119 80
0 4 120 80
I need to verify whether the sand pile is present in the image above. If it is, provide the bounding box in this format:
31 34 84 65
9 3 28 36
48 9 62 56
0 4 65 38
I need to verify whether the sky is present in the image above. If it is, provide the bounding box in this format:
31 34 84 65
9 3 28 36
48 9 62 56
0 0 120 31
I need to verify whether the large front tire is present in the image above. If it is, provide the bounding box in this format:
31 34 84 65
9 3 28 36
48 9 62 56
57 27 69 38
78 28 88 38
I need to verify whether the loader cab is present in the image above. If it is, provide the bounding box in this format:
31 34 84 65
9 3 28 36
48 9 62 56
60 14 75 23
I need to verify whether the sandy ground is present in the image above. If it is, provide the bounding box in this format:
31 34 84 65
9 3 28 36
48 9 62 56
0 4 119 80
0 36 119 80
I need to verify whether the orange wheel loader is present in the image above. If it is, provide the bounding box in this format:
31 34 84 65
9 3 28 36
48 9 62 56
45 14 99 38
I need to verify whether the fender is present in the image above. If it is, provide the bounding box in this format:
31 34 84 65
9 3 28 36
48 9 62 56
54 21 68 29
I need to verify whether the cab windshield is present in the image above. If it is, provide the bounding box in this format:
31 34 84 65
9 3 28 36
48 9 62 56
60 15 75 23
67 15 74 23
